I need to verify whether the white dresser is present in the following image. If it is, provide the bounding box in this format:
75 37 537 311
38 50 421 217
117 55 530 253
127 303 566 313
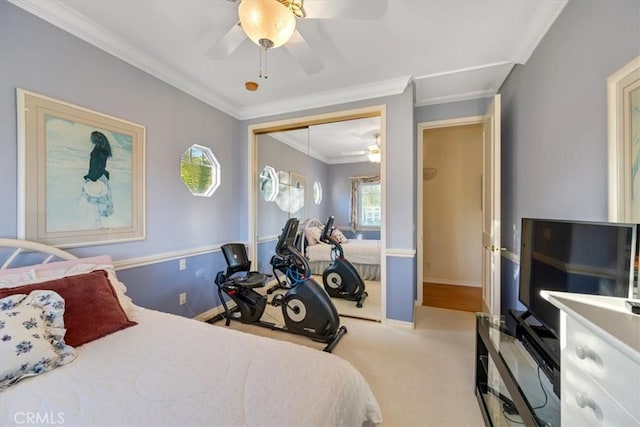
542 291 640 426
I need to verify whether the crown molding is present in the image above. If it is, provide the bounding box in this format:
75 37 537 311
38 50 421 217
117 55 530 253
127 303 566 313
8 0 243 118
413 61 512 81
10 0 410 120
413 61 514 107
10 0 544 119
237 76 411 120
511 0 568 64
414 89 496 108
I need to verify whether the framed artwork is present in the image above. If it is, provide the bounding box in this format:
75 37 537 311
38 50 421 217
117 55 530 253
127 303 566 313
608 56 640 222
17 89 146 247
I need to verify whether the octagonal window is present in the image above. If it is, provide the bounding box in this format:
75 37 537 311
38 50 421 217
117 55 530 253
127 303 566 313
180 144 220 197
313 181 322 204
259 165 279 201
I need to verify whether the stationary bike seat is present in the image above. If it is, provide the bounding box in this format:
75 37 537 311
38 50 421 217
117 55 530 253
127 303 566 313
230 273 266 288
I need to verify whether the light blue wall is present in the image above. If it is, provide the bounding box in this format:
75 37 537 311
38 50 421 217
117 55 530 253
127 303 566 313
499 0 640 314
257 240 278 276
257 134 329 238
386 256 415 322
0 2 242 316
116 251 229 317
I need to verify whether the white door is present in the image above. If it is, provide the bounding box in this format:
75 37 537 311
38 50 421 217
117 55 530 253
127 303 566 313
482 95 502 315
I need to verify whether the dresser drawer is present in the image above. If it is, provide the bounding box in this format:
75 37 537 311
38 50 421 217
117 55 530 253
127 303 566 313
564 315 640 418
563 367 639 426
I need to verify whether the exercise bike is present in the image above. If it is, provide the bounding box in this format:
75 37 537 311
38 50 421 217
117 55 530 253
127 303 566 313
214 218 347 352
319 215 368 308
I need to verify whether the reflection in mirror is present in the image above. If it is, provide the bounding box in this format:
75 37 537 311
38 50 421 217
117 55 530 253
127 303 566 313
313 181 322 204
259 165 278 201
275 172 306 217
255 116 382 321
180 144 220 197
256 130 311 278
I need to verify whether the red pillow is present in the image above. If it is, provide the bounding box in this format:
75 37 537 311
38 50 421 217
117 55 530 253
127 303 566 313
0 270 137 347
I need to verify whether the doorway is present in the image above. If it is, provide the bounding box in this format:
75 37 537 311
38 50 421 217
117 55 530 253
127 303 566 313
416 96 502 315
421 123 483 312
416 116 485 313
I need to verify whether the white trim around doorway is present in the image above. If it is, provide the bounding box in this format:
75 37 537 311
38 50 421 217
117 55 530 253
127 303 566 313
416 115 484 306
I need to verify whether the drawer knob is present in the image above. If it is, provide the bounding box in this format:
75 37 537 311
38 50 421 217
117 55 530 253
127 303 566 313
575 392 603 420
575 345 597 361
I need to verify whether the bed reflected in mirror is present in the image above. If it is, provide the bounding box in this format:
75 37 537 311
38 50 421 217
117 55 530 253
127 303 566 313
254 116 382 321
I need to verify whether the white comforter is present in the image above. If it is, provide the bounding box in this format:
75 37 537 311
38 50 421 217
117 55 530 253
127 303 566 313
307 239 381 265
1 308 382 427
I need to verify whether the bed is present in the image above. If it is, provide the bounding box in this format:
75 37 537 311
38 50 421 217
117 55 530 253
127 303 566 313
0 238 382 427
299 218 381 281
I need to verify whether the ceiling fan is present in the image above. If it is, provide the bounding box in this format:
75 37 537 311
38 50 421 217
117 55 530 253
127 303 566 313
341 133 381 163
207 0 388 77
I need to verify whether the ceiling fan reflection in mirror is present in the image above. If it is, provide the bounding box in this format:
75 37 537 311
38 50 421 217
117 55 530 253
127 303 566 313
208 0 387 79
341 133 381 163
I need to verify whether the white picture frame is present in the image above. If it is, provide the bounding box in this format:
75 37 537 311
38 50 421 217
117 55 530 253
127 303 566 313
17 89 146 247
608 55 640 222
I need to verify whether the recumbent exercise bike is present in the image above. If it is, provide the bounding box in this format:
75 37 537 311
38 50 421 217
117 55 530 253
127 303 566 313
319 215 368 308
214 217 347 352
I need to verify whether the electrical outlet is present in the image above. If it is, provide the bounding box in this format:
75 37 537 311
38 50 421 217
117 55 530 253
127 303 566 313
179 258 186 271
179 293 187 305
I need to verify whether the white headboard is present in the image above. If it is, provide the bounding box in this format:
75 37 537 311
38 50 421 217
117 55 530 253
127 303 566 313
297 218 325 252
0 238 77 269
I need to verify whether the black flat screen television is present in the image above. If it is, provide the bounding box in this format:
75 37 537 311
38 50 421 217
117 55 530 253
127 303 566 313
518 218 636 337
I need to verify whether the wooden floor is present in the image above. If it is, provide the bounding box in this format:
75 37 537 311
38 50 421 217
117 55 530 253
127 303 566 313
423 282 482 312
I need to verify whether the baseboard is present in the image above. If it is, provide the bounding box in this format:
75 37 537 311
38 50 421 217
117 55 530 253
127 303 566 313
193 301 236 322
384 318 415 329
424 277 481 287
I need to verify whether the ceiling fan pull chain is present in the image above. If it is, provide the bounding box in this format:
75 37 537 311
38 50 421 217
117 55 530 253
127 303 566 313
263 47 269 79
258 46 269 79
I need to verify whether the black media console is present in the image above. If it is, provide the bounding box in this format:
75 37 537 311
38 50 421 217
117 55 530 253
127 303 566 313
475 313 560 426
510 310 561 396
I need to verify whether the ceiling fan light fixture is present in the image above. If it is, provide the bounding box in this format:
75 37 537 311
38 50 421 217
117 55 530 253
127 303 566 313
367 133 381 163
367 145 381 163
238 0 296 49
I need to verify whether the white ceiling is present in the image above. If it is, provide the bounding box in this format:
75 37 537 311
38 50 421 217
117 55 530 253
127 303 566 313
10 0 567 120
269 116 381 164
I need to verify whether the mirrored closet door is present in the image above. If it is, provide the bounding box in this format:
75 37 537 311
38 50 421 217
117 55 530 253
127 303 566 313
254 116 383 321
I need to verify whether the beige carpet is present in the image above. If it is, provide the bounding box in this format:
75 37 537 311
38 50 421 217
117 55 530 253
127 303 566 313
214 305 485 426
312 275 381 321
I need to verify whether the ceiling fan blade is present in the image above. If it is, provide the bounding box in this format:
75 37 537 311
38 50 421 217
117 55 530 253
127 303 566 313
284 29 324 74
206 22 247 59
341 150 366 156
302 0 387 19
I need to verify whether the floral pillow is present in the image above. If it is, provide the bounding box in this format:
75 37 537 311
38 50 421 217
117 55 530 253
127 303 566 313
0 290 76 390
